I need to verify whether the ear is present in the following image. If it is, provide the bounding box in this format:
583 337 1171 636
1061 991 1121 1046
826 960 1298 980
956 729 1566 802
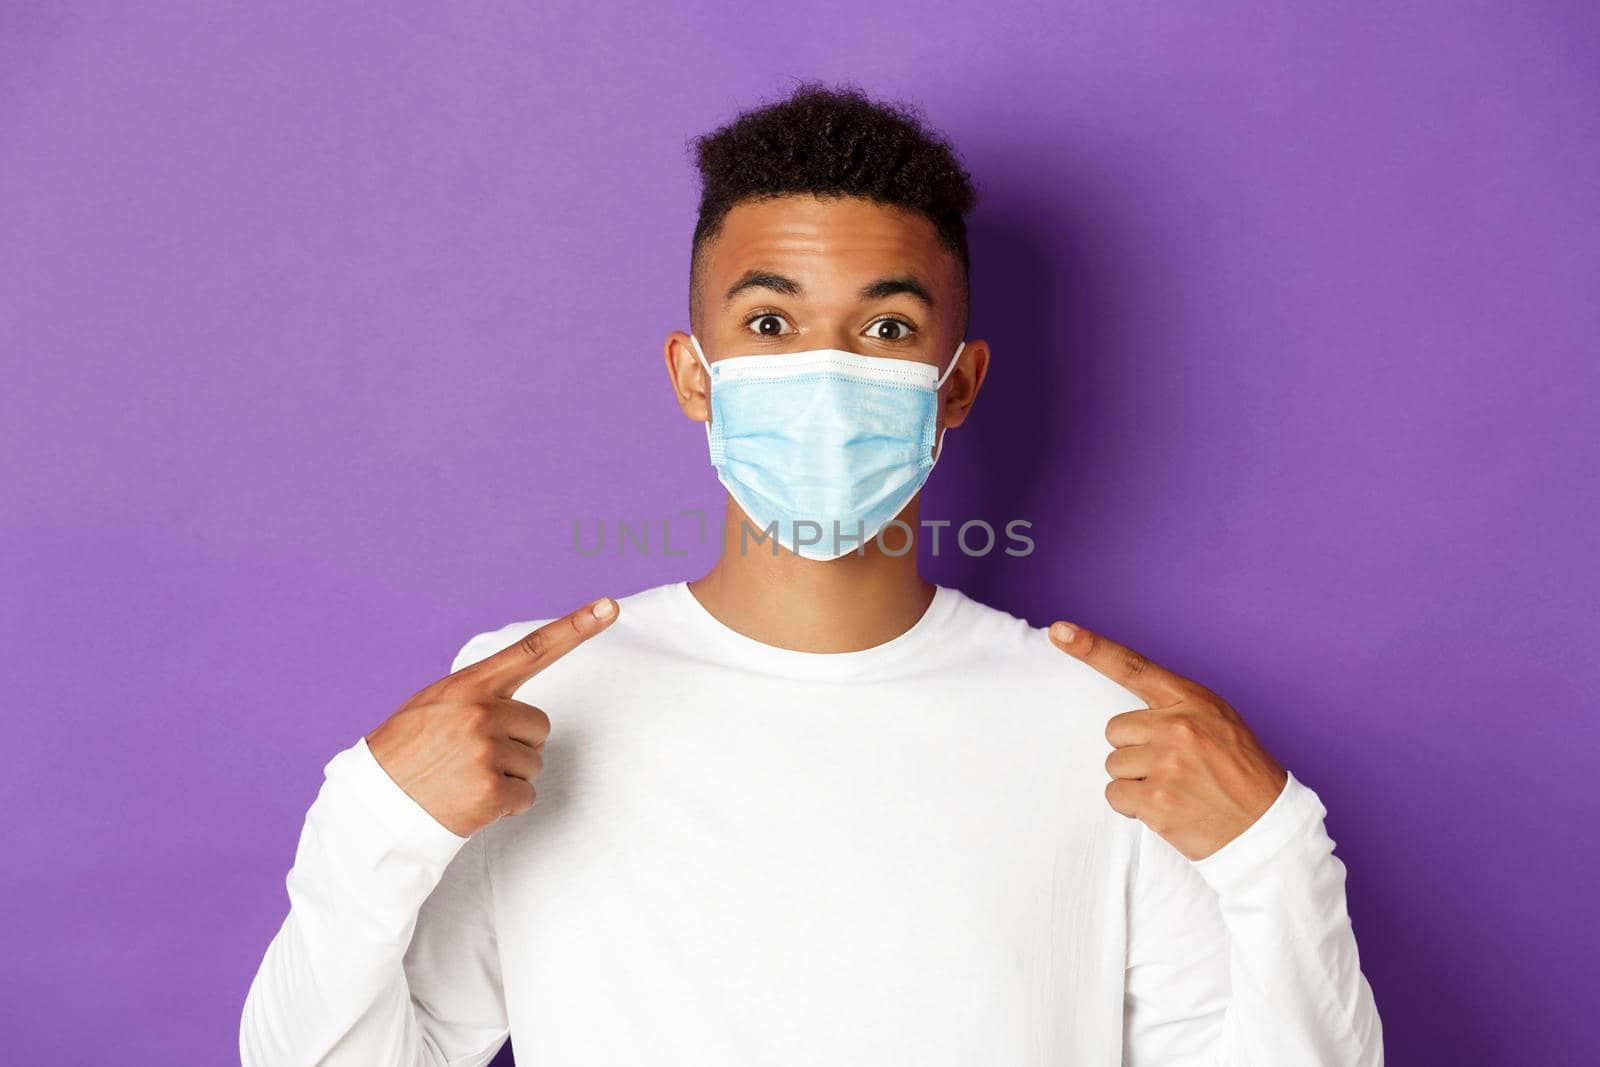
939 338 990 432
663 332 711 423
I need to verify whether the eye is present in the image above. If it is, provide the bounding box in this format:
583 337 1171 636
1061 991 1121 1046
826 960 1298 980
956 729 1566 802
743 312 793 337
867 316 916 343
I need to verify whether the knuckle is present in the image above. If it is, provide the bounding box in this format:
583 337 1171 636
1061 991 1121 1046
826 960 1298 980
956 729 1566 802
1167 714 1200 742
502 779 536 815
528 705 552 736
1212 720 1241 750
1104 779 1132 814
475 766 504 798
516 627 550 662
1118 647 1149 679
458 701 495 733
476 768 539 822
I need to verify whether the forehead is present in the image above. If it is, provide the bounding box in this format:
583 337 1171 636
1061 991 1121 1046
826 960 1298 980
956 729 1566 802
703 194 958 304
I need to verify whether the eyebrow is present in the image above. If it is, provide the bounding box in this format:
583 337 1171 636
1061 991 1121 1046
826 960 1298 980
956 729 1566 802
722 269 936 311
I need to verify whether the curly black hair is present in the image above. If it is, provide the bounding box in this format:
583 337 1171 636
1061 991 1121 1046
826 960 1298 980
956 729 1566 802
687 79 979 336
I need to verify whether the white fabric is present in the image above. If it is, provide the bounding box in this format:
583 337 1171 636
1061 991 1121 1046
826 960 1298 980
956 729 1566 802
240 580 1383 1065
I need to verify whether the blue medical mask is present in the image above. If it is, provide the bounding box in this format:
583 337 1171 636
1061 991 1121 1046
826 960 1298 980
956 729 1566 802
689 333 967 561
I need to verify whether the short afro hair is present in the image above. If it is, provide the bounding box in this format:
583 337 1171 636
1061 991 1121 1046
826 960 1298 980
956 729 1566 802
687 79 979 336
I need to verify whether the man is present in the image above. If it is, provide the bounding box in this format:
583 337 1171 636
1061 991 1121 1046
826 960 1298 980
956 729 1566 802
241 81 1382 1065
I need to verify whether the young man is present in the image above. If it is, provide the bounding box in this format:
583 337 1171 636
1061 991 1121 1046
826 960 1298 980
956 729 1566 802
241 82 1382 1065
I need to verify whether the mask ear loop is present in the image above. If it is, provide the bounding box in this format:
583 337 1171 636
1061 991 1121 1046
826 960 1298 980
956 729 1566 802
935 340 967 390
689 334 714 446
930 340 967 462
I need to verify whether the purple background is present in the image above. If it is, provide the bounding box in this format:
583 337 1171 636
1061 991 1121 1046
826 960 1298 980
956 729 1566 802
4 3 1596 1063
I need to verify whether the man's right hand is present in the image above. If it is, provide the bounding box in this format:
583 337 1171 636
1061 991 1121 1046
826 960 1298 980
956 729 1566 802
364 596 619 838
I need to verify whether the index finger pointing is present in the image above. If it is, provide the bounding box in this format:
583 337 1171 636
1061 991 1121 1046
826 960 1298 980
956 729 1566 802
464 596 618 696
1047 620 1189 707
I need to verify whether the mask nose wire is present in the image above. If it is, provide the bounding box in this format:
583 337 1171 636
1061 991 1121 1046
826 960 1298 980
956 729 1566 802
693 333 961 384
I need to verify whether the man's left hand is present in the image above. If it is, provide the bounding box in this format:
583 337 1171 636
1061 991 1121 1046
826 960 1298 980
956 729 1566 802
1048 619 1289 861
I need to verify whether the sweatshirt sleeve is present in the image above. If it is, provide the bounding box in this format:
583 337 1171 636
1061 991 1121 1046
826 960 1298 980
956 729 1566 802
1121 772 1384 1066
239 638 512 1066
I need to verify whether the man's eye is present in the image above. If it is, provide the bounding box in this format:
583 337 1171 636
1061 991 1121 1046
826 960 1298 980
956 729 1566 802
745 314 791 337
868 317 915 342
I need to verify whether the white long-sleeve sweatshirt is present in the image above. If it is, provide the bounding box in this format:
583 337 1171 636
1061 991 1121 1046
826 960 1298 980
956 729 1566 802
240 580 1383 1065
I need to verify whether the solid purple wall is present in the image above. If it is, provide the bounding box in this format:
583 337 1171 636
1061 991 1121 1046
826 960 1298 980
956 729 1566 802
4 3 1596 1063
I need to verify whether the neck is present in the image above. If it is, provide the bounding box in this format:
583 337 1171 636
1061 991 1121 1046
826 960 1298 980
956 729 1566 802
687 496 936 653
